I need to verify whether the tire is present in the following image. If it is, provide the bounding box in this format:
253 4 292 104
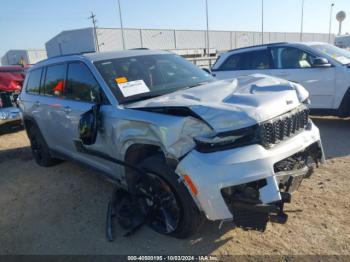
27 125 62 167
136 154 203 239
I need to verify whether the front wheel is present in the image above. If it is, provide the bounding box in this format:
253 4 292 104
136 154 203 239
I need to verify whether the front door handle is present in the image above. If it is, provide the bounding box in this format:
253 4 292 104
34 101 40 107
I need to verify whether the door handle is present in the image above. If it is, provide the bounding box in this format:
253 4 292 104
63 106 71 113
34 101 40 107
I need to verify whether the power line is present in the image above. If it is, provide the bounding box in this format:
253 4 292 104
88 12 100 52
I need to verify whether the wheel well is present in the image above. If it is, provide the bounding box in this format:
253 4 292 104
337 87 350 117
124 144 163 168
23 117 35 136
124 144 165 190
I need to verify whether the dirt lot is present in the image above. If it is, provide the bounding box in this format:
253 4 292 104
0 117 349 255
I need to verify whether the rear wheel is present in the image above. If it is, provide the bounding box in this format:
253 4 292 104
28 125 62 167
136 154 203 238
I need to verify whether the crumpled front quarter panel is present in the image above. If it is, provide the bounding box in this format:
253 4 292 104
110 109 212 161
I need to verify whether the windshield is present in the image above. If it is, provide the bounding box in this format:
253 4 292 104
94 54 214 104
312 44 350 65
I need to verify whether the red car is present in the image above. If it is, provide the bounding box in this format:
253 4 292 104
0 66 28 93
0 66 28 129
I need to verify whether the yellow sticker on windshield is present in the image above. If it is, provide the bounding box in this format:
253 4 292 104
115 77 128 84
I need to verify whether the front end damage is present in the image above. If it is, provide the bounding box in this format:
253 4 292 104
175 119 324 231
220 142 322 231
124 75 325 231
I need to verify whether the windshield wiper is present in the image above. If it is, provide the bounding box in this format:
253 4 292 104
182 81 212 90
124 93 165 104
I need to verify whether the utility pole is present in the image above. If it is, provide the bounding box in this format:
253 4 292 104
329 3 335 43
117 0 126 50
300 0 304 41
89 12 100 51
205 0 210 64
261 0 264 44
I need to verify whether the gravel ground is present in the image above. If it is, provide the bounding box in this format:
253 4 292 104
0 117 349 255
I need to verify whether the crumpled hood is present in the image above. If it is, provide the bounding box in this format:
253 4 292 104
126 74 309 132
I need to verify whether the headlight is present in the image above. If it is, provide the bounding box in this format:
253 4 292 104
0 111 9 120
290 82 310 103
194 125 260 153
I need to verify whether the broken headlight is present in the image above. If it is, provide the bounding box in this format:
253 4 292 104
194 125 260 153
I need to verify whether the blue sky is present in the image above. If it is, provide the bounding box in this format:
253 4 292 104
1 0 349 58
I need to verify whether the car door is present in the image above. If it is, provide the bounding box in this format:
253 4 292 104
269 46 336 109
56 61 120 177
37 63 70 154
213 48 274 79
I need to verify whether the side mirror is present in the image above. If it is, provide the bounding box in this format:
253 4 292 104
202 68 211 74
78 104 101 145
313 57 332 68
91 87 103 104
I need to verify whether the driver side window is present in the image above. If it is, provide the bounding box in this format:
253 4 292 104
271 47 316 69
65 62 101 103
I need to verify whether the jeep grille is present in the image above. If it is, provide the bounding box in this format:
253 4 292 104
260 106 309 147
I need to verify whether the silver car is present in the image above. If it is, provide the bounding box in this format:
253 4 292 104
19 49 324 238
0 92 22 129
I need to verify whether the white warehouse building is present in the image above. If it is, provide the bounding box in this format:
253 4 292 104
1 49 47 66
46 27 334 58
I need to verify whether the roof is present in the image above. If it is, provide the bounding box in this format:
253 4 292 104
226 41 328 53
31 49 173 70
83 49 171 61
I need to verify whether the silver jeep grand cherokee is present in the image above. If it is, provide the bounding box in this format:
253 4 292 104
19 49 324 238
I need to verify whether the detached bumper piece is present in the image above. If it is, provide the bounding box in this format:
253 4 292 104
274 142 323 193
221 142 323 231
221 181 289 231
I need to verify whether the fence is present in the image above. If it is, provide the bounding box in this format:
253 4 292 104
46 27 335 59
96 28 334 53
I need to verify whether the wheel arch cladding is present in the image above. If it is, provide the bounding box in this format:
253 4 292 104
123 143 165 190
338 87 350 117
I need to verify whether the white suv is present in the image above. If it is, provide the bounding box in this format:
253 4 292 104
212 42 350 117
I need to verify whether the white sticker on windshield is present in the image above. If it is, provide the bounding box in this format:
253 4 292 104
118 80 150 97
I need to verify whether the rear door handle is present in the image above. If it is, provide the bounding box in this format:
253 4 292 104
63 106 71 113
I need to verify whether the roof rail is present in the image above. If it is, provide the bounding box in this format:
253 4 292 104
129 48 149 50
227 42 289 52
44 51 97 60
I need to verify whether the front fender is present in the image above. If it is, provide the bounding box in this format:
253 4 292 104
115 116 212 162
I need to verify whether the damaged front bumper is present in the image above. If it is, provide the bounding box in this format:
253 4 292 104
175 121 324 226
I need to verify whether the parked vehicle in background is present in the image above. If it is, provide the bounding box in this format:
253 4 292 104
0 66 27 129
335 35 350 50
0 66 27 93
0 92 22 129
20 50 323 238
212 42 350 117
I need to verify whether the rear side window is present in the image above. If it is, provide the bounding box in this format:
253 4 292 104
43 64 66 97
219 53 245 71
26 69 42 94
65 62 100 102
245 50 271 70
218 50 271 71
